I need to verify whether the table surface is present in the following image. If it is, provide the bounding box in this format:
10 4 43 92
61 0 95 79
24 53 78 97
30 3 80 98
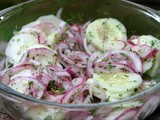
0 0 160 120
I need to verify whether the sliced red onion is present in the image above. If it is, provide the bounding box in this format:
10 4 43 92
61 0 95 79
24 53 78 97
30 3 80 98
145 49 159 59
95 50 142 74
56 8 63 18
58 43 75 64
46 65 71 78
127 35 140 45
0 58 7 71
43 92 63 103
133 96 160 120
83 38 91 55
19 28 47 44
19 47 56 66
87 52 98 77
115 108 138 120
33 22 57 36
66 67 78 78
61 77 85 103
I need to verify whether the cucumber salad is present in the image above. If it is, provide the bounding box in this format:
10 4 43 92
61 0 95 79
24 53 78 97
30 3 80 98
0 9 160 120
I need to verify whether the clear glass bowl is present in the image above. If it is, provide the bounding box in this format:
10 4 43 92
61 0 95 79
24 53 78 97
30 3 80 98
0 0 160 120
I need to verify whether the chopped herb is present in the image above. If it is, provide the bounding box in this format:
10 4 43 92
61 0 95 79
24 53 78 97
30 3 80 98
119 94 123 97
77 71 81 75
0 52 4 59
134 88 138 92
124 75 129 77
48 61 52 64
48 81 64 93
120 53 126 57
89 31 94 38
86 58 89 61
103 88 107 91
107 63 112 69
151 40 155 46
102 22 105 25
17 39 20 42
28 81 34 86
116 24 121 30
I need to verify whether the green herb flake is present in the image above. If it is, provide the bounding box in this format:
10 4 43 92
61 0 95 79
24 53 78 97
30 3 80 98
89 31 94 38
134 88 138 92
119 94 123 97
151 40 155 46
28 81 34 86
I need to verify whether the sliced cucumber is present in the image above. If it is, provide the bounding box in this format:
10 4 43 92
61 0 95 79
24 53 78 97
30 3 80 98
18 45 57 66
24 106 65 120
22 15 63 30
131 35 160 76
22 15 64 45
148 52 160 77
10 69 32 80
86 18 127 52
8 76 45 99
93 72 142 93
143 58 154 73
106 90 135 100
5 29 41 64
131 35 160 49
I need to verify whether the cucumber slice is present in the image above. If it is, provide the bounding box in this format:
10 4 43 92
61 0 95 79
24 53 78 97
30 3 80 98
22 15 63 30
131 35 160 49
24 106 65 120
106 90 135 100
130 35 160 76
143 58 154 73
93 72 142 93
8 76 45 99
18 45 57 66
5 30 41 64
148 52 160 77
86 18 127 52
10 69 32 80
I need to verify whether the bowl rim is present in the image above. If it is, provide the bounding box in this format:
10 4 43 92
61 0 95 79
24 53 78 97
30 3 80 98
0 0 160 109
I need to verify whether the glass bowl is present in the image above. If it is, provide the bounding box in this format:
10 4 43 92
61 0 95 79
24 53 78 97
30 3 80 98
0 0 160 120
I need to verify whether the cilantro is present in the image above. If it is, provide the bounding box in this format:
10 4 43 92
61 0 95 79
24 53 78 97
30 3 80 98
86 58 89 61
89 31 94 38
120 53 126 57
119 94 123 97
116 24 121 30
48 81 64 93
151 40 155 46
77 71 81 75
28 81 34 86
134 88 138 92
103 88 107 91
124 75 129 77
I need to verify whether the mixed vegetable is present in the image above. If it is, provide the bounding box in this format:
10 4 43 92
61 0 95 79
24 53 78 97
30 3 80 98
0 9 160 120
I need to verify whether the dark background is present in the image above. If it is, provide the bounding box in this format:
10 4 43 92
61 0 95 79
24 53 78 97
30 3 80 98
0 0 160 10
0 0 160 120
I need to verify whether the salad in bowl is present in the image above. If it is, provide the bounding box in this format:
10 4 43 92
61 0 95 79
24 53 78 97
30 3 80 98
0 0 160 120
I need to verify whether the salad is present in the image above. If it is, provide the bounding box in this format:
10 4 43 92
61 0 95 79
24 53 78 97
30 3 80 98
0 9 160 120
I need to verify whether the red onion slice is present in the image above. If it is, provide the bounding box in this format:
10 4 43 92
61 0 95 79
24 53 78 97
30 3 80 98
95 50 142 74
